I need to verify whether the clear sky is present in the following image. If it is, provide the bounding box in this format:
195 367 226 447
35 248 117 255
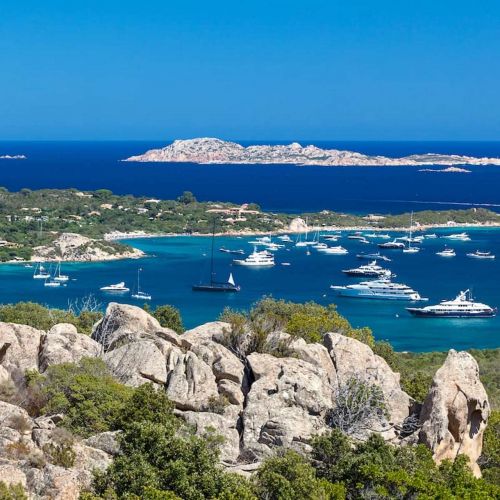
1 0 499 141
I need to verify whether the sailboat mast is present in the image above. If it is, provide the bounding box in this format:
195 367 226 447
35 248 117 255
210 218 216 284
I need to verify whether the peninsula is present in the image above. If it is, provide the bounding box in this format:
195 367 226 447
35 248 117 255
0 187 499 262
124 137 500 166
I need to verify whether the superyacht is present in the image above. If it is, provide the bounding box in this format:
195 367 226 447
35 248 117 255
331 279 426 301
406 290 496 318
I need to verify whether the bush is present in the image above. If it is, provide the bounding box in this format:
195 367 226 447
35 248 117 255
311 431 500 498
0 482 27 500
92 385 255 500
145 304 184 333
326 376 388 437
0 301 102 334
255 449 346 500
25 358 133 437
480 410 500 484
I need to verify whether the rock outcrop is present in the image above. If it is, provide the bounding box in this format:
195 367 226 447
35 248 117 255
0 303 492 496
92 302 181 351
0 323 42 383
325 333 411 438
31 232 144 262
419 349 490 477
39 324 101 372
242 353 333 459
124 137 500 166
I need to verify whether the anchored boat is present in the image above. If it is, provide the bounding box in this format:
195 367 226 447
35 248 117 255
407 290 496 318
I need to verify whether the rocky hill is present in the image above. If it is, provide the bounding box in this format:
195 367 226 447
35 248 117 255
124 138 500 166
0 303 491 498
32 233 144 262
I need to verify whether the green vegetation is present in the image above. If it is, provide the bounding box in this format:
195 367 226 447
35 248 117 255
0 482 27 500
0 301 102 334
0 187 498 261
219 297 374 359
24 358 133 437
481 410 500 484
144 304 185 333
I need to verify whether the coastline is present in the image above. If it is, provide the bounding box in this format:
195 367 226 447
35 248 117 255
107 221 500 241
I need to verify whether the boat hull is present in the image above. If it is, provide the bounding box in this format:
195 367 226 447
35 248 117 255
192 284 240 292
407 308 496 318
332 289 422 301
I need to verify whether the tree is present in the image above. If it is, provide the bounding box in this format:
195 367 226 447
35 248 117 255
480 409 500 484
93 385 255 499
146 305 184 333
176 191 197 204
255 450 345 500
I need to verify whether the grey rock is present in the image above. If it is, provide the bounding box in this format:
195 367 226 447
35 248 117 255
83 431 120 456
419 349 490 477
39 327 100 372
104 340 167 386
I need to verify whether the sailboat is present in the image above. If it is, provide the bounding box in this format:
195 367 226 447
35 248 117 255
402 212 420 254
53 261 70 282
192 220 241 292
33 262 50 279
131 268 152 300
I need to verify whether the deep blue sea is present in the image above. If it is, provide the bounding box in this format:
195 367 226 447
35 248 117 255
0 141 499 351
0 140 500 213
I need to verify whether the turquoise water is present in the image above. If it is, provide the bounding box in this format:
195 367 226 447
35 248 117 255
1 228 499 352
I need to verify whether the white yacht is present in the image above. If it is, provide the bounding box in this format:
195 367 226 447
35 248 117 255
436 248 456 257
407 290 496 318
233 248 275 267
33 263 50 279
131 268 152 300
356 252 391 262
342 261 393 278
318 245 348 255
425 233 438 239
278 235 292 242
312 242 328 249
100 282 130 292
403 246 420 254
53 261 69 282
466 250 495 260
378 240 405 249
331 279 426 301
444 232 471 241
44 278 61 288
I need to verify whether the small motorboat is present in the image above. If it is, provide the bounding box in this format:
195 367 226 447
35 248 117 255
466 250 495 259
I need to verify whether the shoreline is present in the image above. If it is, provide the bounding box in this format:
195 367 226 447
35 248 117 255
107 221 500 240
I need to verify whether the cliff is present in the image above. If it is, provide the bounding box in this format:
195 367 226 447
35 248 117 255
124 138 500 166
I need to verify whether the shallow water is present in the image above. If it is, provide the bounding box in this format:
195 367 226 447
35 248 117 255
1 227 499 352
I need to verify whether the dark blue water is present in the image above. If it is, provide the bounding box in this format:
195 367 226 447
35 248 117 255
1 141 500 213
1 229 498 352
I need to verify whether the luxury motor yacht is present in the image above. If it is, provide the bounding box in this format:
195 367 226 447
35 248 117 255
436 248 456 257
378 240 405 249
466 250 495 259
331 279 426 301
318 245 348 255
356 252 391 262
100 282 130 292
233 248 275 267
406 290 496 318
443 232 471 241
342 261 394 278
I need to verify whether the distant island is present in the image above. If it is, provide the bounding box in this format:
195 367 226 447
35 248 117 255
419 166 472 173
0 154 26 160
124 137 500 166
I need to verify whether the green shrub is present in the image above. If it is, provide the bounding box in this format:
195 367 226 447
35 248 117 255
26 358 132 437
144 304 184 333
0 482 27 500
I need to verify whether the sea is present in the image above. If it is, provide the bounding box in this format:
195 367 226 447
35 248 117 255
0 140 499 352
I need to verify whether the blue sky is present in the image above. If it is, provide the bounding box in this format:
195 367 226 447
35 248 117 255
1 0 499 140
